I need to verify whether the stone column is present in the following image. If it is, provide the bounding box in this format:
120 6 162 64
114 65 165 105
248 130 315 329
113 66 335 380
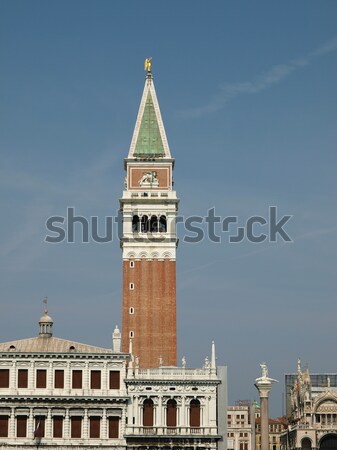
9 407 15 438
255 364 278 450
64 409 70 439
102 409 107 439
46 408 52 439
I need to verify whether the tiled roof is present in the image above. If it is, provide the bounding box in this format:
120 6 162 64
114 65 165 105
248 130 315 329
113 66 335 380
0 336 114 354
255 417 288 425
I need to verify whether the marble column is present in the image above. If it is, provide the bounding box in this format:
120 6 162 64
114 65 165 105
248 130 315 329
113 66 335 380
255 363 278 450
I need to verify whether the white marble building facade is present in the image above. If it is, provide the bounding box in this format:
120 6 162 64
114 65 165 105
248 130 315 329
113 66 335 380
124 347 227 450
0 312 128 449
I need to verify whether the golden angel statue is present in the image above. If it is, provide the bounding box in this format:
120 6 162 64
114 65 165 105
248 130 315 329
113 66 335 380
144 57 152 73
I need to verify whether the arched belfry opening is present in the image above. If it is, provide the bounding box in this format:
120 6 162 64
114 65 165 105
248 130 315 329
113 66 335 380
159 215 167 232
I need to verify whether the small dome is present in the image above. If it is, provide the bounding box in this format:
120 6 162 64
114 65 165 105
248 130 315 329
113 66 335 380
38 307 53 338
39 313 53 324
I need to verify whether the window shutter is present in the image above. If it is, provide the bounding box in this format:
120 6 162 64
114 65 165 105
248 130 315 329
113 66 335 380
54 370 64 389
190 400 200 427
167 400 177 427
109 417 119 438
34 417 45 438
72 370 82 389
143 400 154 426
71 417 82 438
17 416 27 437
90 371 101 389
109 371 120 389
36 370 47 388
0 370 9 388
90 417 100 438
0 417 8 437
18 369 28 388
53 416 63 438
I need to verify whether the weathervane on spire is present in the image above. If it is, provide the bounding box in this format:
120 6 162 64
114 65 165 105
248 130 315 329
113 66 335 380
43 296 48 314
144 57 152 74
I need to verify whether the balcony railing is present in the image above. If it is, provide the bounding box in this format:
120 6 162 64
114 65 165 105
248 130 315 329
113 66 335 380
130 367 217 380
125 426 218 436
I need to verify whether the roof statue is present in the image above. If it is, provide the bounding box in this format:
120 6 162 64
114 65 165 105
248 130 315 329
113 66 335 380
144 57 152 73
255 362 278 385
260 362 268 379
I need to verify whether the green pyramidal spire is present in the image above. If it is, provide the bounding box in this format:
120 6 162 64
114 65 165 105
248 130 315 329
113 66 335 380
128 72 171 159
134 91 165 156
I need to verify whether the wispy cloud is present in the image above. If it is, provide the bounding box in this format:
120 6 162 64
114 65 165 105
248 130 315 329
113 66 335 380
0 149 122 271
181 36 337 119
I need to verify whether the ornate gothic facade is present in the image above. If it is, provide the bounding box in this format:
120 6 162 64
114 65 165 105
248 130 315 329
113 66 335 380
281 360 337 450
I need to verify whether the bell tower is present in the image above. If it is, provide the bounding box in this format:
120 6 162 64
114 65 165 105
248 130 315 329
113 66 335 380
120 61 178 368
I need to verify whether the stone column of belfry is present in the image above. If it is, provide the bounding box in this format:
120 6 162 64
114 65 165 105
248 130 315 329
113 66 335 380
255 364 278 450
120 61 179 368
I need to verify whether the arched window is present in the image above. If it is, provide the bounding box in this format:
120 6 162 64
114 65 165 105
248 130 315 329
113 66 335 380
301 438 312 450
143 399 154 427
189 399 200 427
132 215 139 232
159 215 167 233
320 435 337 450
166 399 177 427
150 215 158 232
141 216 149 233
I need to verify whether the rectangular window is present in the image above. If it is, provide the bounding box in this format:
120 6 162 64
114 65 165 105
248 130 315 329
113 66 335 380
54 370 64 389
17 416 27 437
109 417 119 438
90 371 101 389
18 369 28 388
129 283 134 290
36 369 47 388
109 371 120 389
53 416 63 438
90 417 100 438
0 369 9 388
72 370 82 389
34 417 45 438
71 417 82 438
0 416 8 437
130 261 135 268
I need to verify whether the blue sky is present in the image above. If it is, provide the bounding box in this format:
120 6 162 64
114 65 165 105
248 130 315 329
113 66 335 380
1 1 337 416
